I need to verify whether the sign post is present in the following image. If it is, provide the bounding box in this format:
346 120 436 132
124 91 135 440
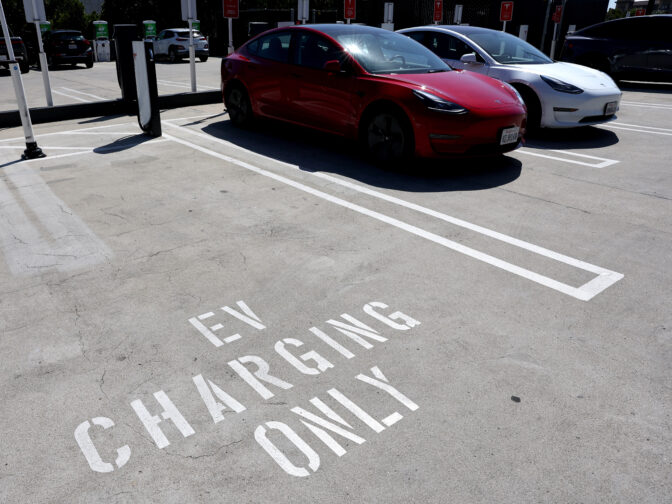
1 0 44 158
298 0 309 24
454 4 463 25
223 0 238 54
344 0 355 24
500 1 513 32
433 0 442 24
550 5 562 59
181 0 197 92
381 2 393 30
22 0 52 106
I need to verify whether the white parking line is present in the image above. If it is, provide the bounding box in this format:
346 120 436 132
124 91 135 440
53 89 91 103
0 145 91 150
517 148 619 168
604 122 672 136
158 79 219 91
59 87 107 101
162 123 623 301
620 100 672 110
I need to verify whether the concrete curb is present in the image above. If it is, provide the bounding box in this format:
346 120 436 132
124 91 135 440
0 90 222 129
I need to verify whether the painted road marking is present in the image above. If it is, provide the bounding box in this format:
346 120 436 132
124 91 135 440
620 100 672 110
53 89 92 103
0 145 91 150
0 122 138 144
517 148 619 168
75 300 421 476
162 124 623 301
604 122 672 136
59 87 107 101
158 79 219 91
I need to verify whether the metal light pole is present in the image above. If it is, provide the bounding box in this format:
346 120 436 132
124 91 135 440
30 0 52 106
541 0 552 54
187 0 196 92
0 0 45 159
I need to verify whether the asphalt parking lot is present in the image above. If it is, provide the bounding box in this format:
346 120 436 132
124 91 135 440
1 79 671 503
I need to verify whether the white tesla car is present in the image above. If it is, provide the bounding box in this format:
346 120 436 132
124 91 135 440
398 25 622 129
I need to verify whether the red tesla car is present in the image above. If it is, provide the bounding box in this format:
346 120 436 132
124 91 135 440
221 24 526 163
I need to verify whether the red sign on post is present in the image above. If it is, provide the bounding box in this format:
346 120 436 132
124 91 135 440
345 0 356 19
635 7 646 16
223 0 239 19
433 0 443 22
343 0 357 19
500 1 513 22
552 5 562 23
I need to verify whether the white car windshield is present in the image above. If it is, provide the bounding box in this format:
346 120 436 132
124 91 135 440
331 30 450 74
469 31 552 65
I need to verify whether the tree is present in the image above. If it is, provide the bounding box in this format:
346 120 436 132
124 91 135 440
605 8 624 21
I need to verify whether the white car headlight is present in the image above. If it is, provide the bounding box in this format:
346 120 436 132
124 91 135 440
541 75 584 94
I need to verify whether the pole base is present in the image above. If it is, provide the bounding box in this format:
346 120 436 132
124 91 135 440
22 142 46 160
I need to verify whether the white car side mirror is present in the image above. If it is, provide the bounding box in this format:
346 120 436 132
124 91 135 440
460 53 482 64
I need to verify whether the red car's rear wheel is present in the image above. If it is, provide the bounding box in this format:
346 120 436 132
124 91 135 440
226 85 254 127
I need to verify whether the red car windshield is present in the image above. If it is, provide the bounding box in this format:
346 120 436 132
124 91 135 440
331 30 450 75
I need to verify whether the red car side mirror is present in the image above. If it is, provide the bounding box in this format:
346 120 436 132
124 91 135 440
323 59 341 73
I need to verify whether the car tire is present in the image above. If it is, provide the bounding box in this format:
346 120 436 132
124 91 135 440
515 85 541 132
169 48 179 63
19 60 29 74
86 59 93 69
363 108 414 165
225 85 254 127
199 56 208 62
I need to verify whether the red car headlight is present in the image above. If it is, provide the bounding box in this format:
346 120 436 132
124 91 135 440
413 89 468 115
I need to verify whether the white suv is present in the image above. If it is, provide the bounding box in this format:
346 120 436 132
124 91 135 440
153 28 209 63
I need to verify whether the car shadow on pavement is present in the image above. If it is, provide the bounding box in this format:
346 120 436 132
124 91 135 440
524 125 619 151
201 119 522 193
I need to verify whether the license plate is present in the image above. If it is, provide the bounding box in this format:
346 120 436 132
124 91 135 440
605 101 618 115
0 55 7 61
69 44 77 49
500 126 519 146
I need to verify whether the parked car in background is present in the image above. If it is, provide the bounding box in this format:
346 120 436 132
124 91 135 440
561 15 672 83
399 25 622 130
42 30 93 69
222 24 527 163
153 29 209 62
0 35 30 74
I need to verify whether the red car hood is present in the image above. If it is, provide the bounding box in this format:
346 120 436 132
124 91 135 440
377 70 522 111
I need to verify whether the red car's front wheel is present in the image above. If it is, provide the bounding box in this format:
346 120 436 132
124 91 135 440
364 109 414 165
